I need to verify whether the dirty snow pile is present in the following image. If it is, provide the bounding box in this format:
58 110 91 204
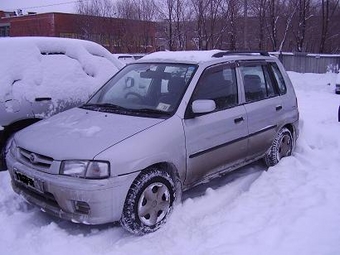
1 71 340 255
0 37 123 105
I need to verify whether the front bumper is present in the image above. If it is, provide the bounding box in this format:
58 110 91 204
7 152 138 225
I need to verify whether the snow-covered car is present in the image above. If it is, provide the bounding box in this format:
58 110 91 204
6 50 299 235
0 37 124 170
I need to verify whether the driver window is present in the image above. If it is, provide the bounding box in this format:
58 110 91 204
192 65 238 111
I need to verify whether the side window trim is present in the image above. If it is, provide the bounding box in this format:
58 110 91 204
262 64 280 98
268 62 287 95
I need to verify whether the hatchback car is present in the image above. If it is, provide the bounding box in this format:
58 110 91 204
7 50 299 235
0 36 124 170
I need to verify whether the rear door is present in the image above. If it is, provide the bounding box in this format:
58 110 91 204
183 63 248 186
238 61 283 160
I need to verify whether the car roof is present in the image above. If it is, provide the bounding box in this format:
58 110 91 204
139 50 277 66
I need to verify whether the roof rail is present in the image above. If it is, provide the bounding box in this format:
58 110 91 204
212 50 270 58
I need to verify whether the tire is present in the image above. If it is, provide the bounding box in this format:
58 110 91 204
264 127 293 167
120 168 176 235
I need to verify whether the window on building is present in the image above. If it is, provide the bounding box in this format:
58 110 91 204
0 25 10 37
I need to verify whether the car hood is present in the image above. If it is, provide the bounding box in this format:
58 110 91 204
15 107 164 160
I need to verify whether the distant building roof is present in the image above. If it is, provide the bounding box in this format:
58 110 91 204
0 10 17 18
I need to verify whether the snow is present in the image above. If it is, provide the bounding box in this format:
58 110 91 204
1 71 340 254
336 73 340 84
71 126 102 137
0 37 123 107
142 50 222 63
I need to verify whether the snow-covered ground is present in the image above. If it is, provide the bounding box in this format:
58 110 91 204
1 71 340 255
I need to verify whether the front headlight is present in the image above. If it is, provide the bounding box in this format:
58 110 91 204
60 160 110 179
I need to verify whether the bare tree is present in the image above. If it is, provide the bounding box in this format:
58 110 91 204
115 0 138 19
190 0 227 50
292 0 313 52
173 0 191 50
249 0 267 50
76 0 116 17
264 0 297 51
115 0 157 52
319 0 340 53
277 2 297 52
74 0 340 53
156 0 191 50
243 0 249 49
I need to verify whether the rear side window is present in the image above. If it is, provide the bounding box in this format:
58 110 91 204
240 64 278 103
270 63 287 95
192 65 238 111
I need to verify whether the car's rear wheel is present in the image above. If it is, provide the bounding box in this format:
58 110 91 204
120 168 175 235
265 127 293 167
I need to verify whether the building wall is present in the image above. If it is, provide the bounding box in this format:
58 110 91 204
5 14 55 36
0 12 156 53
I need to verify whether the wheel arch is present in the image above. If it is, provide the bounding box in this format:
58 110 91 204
282 122 298 148
134 161 183 203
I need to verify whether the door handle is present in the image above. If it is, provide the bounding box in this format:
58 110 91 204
234 117 244 124
35 97 52 102
276 105 282 111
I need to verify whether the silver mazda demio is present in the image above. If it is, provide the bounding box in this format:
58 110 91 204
7 51 299 235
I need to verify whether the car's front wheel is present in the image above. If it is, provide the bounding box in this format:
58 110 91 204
120 167 176 235
265 127 293 167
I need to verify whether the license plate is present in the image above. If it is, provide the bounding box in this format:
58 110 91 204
14 171 43 193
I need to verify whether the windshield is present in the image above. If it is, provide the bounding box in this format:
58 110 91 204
83 63 197 118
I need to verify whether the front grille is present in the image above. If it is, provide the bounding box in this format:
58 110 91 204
19 148 54 169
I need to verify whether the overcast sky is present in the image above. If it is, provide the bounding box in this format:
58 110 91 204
0 0 78 14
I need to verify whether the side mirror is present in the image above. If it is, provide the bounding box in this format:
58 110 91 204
192 100 216 114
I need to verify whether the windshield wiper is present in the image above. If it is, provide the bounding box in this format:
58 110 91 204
81 104 171 117
129 108 172 116
81 103 128 112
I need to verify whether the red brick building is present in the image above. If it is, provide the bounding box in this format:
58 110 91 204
0 12 156 53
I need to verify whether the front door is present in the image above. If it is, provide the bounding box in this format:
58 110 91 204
183 63 248 186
